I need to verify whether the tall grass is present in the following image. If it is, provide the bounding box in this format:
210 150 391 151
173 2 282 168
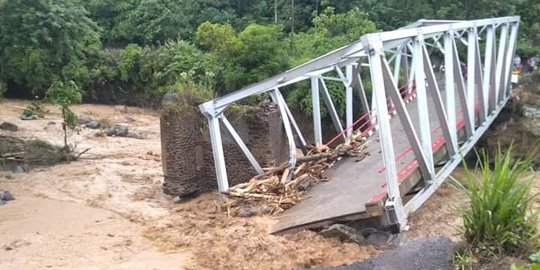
455 145 539 257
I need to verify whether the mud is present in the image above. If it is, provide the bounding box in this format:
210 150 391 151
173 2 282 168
2 98 533 270
0 100 379 270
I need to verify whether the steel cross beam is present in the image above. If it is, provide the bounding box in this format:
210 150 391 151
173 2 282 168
199 17 520 231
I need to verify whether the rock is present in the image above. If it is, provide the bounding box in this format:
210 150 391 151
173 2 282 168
11 165 24 174
106 125 129 137
19 115 37 120
85 120 101 129
320 224 366 244
311 237 455 270
0 122 18 132
0 200 5 206
119 116 136 123
162 92 180 106
126 132 140 139
4 175 14 180
237 207 258 218
0 191 15 201
78 114 94 124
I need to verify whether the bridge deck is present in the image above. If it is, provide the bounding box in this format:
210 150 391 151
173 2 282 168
272 89 466 234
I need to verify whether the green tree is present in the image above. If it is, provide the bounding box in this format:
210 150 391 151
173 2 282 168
196 22 288 94
47 80 82 149
0 0 101 96
286 7 376 116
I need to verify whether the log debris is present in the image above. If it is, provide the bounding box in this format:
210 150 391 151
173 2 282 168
221 134 368 217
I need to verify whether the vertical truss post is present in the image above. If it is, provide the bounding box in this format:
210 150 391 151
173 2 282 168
221 116 264 174
270 89 297 168
422 45 458 157
346 65 354 137
444 31 458 149
356 72 370 116
483 25 497 113
473 27 487 123
319 78 346 138
393 44 403 83
467 27 477 127
382 56 433 180
452 37 474 137
200 104 229 193
504 22 519 97
495 23 509 105
413 34 435 173
363 35 406 231
407 42 415 96
311 76 323 145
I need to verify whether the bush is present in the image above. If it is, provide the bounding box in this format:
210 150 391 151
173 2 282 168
0 81 6 99
47 80 82 149
455 145 539 258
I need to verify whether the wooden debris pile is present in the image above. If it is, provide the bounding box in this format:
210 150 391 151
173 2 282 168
221 133 368 217
0 136 73 168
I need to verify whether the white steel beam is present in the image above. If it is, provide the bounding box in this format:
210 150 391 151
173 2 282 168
311 76 323 146
483 25 496 113
363 35 406 229
452 37 474 137
413 35 435 175
503 22 519 97
444 31 458 149
202 111 229 193
474 28 487 123
221 116 264 174
405 95 511 213
382 56 432 180
467 27 477 128
346 65 354 136
270 89 297 168
495 23 509 104
422 45 458 157
319 78 346 139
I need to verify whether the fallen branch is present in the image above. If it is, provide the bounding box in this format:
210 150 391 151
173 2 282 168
221 133 368 217
74 148 91 160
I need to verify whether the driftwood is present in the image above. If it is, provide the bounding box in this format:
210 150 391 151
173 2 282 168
221 132 369 217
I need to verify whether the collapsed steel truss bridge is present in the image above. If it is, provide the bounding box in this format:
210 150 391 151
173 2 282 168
199 16 520 233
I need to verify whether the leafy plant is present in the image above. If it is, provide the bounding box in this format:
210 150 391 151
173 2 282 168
530 251 540 263
21 99 47 118
47 80 82 149
454 248 478 270
454 144 539 259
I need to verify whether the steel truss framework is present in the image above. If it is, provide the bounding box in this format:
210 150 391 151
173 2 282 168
199 17 520 231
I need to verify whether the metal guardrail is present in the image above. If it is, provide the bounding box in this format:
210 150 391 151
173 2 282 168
199 16 520 231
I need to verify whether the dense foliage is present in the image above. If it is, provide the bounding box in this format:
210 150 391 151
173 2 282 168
0 0 538 108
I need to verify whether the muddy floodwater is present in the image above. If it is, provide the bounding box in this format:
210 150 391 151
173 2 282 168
2 99 537 269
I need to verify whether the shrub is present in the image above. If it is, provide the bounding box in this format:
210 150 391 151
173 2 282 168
455 144 539 258
0 81 6 99
47 80 82 149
